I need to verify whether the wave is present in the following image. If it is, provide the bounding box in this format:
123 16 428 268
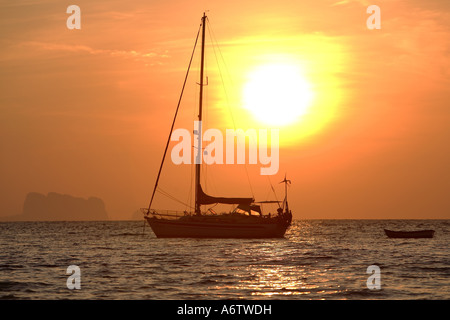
0 264 24 271
0 281 28 291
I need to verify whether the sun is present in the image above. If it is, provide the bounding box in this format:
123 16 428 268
242 63 314 126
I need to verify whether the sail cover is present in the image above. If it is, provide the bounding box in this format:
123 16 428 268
198 185 253 205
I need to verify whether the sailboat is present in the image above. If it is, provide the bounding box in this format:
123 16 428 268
142 13 292 238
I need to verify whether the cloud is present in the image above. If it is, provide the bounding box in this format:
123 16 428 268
331 0 371 6
18 41 169 62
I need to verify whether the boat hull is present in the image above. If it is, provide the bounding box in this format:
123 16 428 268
384 229 435 238
145 216 288 238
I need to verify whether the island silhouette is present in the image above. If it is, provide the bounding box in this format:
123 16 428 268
2 192 109 221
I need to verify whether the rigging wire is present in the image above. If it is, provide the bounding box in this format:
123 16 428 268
267 175 281 209
198 22 219 199
146 24 201 212
157 188 195 209
206 17 255 199
188 33 203 212
201 37 220 198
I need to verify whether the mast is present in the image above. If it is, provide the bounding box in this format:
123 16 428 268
195 12 207 215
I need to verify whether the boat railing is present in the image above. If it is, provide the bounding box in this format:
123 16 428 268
141 208 194 219
141 207 280 220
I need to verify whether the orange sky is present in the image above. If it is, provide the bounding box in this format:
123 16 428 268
1 0 450 220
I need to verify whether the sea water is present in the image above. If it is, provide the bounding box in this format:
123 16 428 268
0 220 448 300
